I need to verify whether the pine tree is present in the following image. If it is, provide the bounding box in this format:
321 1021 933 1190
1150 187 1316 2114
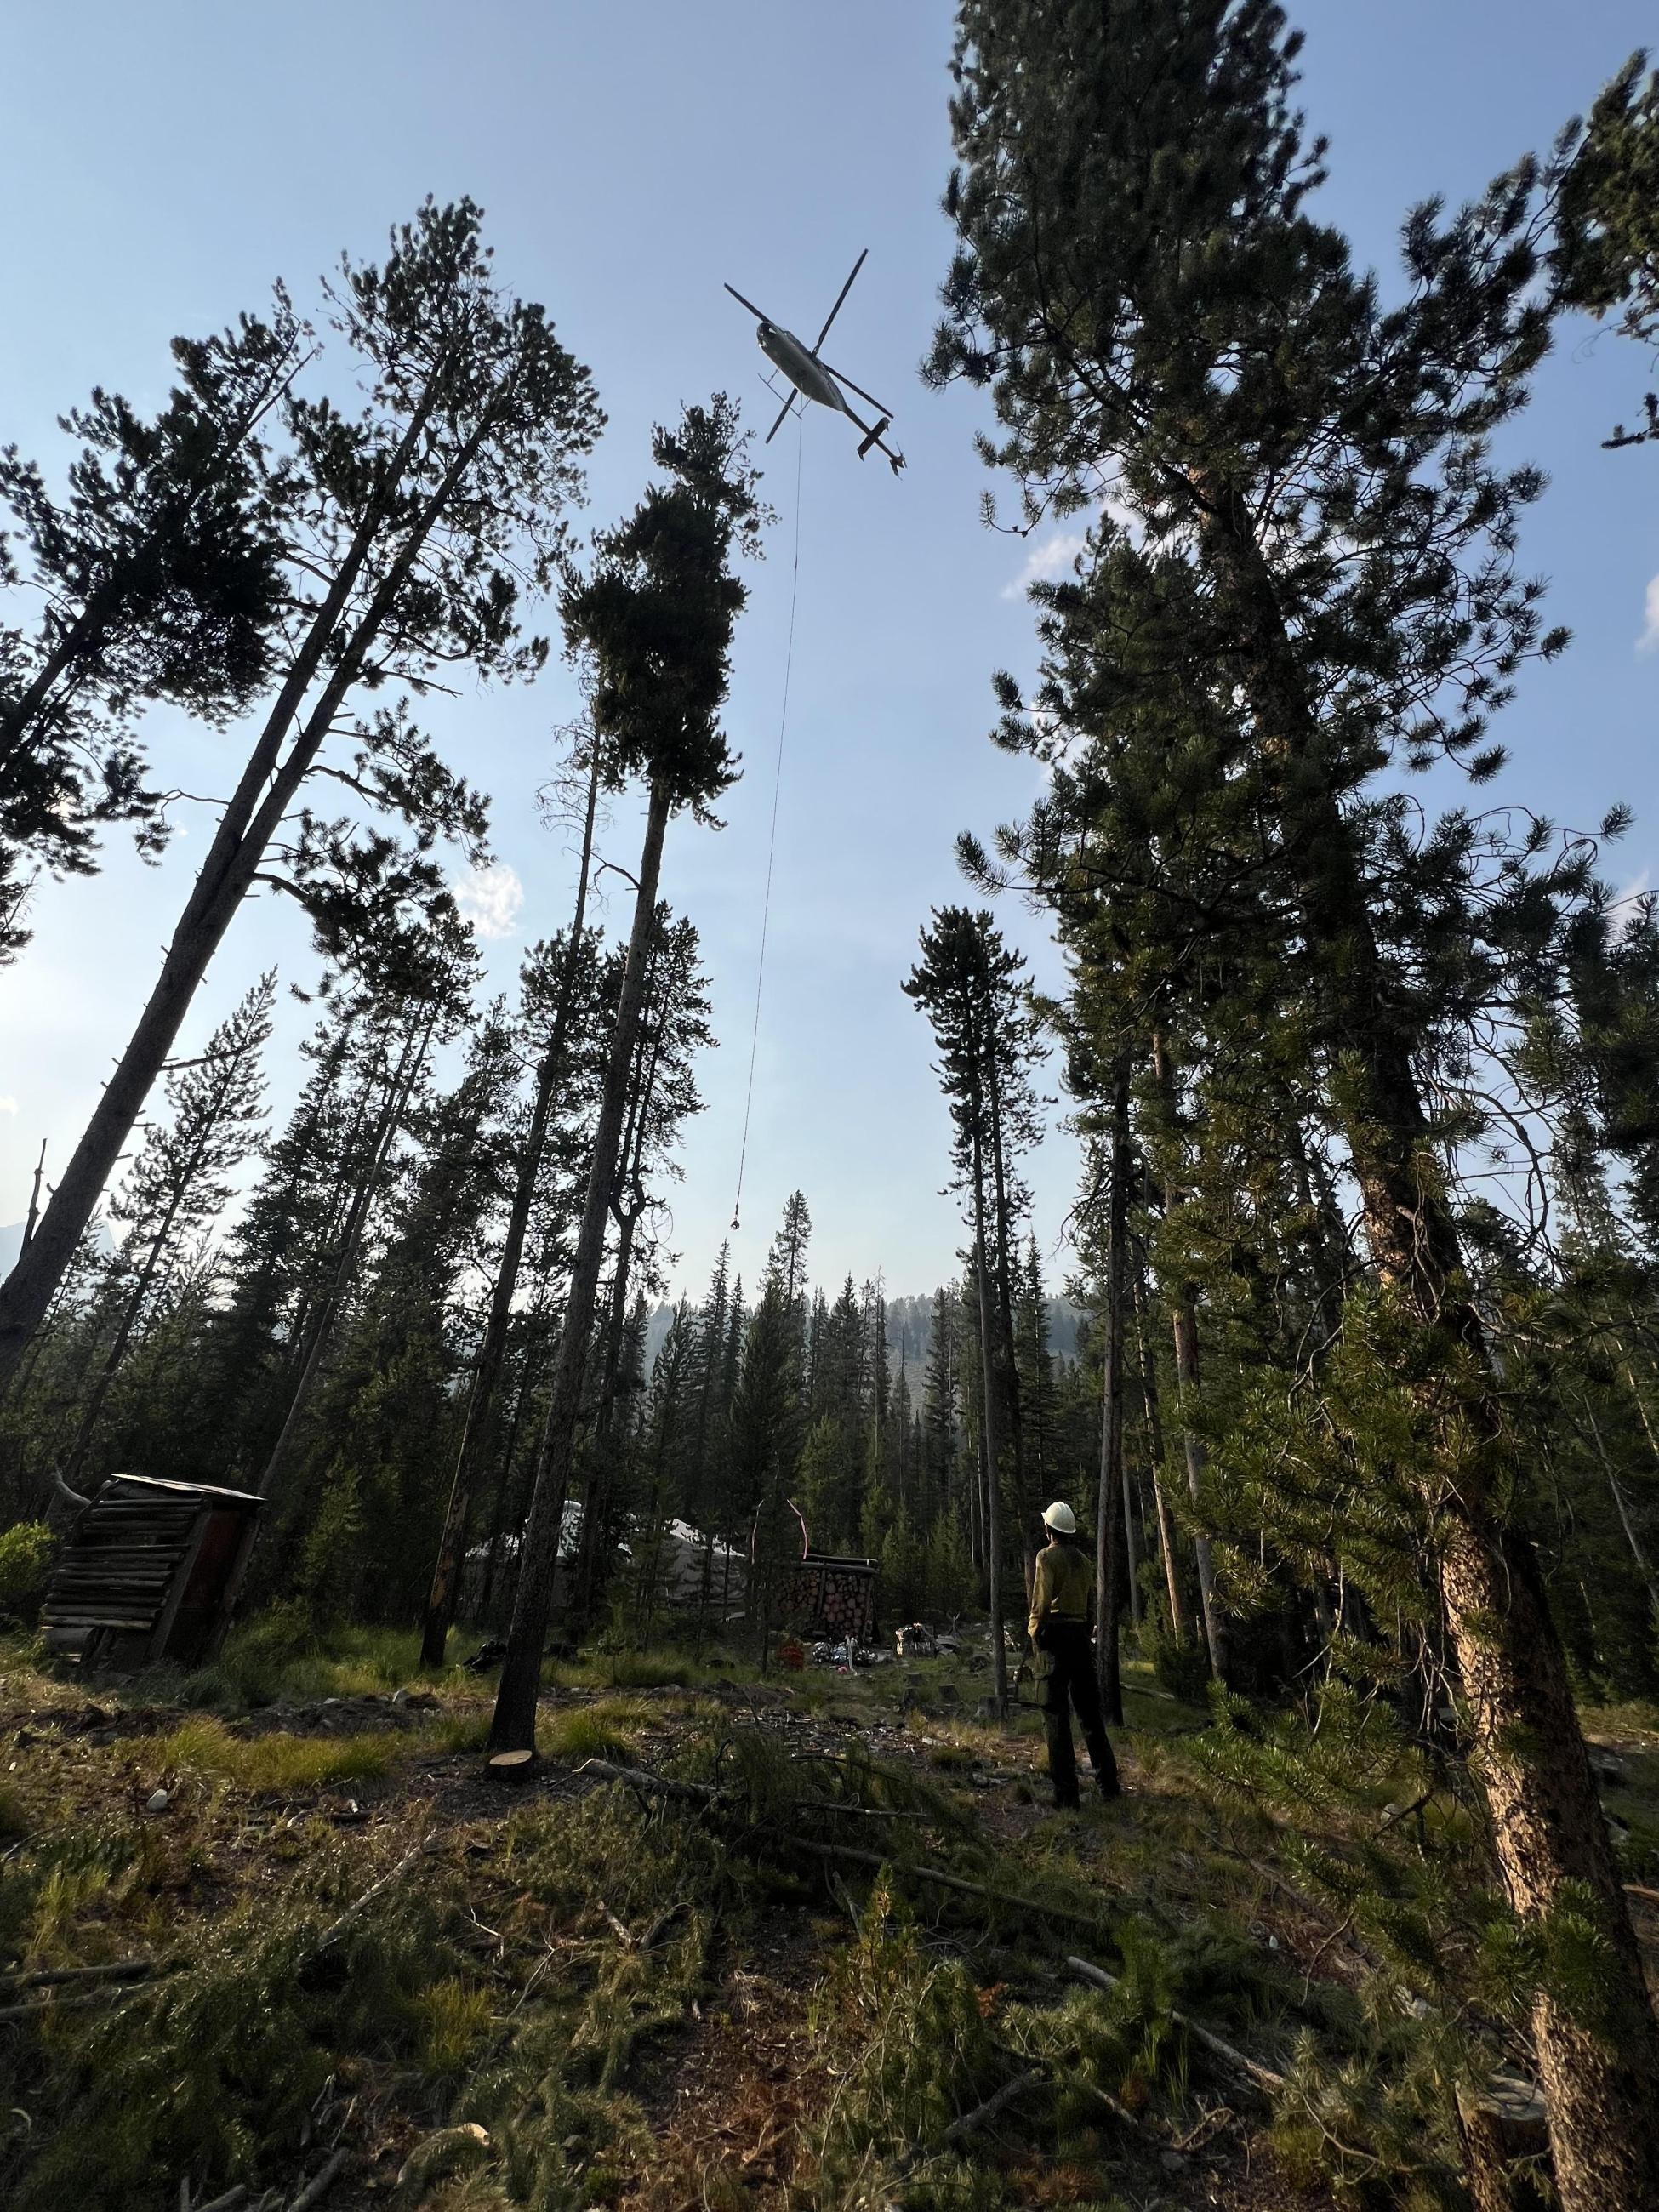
259 925 475 1500
419 724 608 1664
490 398 765 1753
0 305 301 956
922 1284 961 1526
567 913 714 1633
631 1299 694 1645
929 7 1659 2194
0 198 601 1390
269 986 522 1616
1552 52 1659 448
905 908 1045 1707
62 971 276 1478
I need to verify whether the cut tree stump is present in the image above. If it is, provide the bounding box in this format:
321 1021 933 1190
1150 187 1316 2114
487 1749 538 1787
1457 2071 1550 2212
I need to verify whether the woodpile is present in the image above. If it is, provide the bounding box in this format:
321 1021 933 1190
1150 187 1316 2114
782 1553 877 1640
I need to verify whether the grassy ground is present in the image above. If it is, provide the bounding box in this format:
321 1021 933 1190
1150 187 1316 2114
2 1628 1656 2212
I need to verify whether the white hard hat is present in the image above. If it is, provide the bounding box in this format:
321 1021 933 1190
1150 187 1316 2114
1041 1501 1077 1534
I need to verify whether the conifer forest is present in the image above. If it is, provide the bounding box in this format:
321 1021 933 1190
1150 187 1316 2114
5 8 1659 2210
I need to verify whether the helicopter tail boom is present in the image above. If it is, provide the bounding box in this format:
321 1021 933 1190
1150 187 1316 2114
856 415 905 475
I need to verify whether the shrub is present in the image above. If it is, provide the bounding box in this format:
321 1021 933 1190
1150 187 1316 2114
1141 1623 1211 1705
11 1858 460 2209
0 1521 55 1624
804 1875 1004 2203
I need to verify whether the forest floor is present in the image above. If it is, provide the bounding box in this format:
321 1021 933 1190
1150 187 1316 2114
2 1629 1657 2212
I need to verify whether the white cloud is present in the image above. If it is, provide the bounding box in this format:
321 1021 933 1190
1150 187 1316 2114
1002 531 1086 600
1611 869 1652 938
1639 573 1659 653
453 862 524 941
0 1097 16 1115
1000 495 1148 600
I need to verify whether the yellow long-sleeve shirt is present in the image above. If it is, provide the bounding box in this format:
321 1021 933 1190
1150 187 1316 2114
1028 1538 1093 1640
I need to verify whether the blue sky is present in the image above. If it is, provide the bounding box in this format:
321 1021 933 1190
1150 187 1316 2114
1 2 1655 1305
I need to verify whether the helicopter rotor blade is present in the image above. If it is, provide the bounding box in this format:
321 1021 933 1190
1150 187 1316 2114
762 391 796 447
812 248 869 355
817 354 894 422
724 282 778 325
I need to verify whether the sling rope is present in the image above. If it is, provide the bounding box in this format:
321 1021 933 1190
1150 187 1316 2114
730 411 804 1231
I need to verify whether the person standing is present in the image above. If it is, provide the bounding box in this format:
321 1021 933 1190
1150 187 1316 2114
1028 1500 1120 1808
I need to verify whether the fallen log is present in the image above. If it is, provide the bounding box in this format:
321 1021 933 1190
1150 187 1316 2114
891 2067 1047 2180
790 1837 1107 1930
316 1837 436 1953
941 2068 1046 2148
0 1989 136 2026
0 1955 163 1994
572 1757 1107 1932
576 1759 722 1804
1064 1956 1286 2096
287 2147 348 2210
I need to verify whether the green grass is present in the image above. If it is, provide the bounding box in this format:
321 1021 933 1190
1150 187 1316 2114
152 1714 406 1792
537 1645 745 1694
540 1699 648 1763
143 1707 487 1793
590 1648 703 1689
170 1616 484 1712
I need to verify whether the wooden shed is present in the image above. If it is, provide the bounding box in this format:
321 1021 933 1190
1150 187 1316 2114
43 1474 263 1668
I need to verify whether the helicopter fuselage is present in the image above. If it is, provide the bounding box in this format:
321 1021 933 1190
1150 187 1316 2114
756 322 851 416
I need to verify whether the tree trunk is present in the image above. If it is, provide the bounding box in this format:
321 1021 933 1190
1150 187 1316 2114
1197 484 1659 2211
571 1231 640 1635
1150 1035 1228 1679
968 1124 1007 1715
983 1052 1028 1542
258 1006 434 1496
1121 1467 1143 1630
478 1325 543 1628
1132 1248 1190 1642
570 921 681 1638
20 1142 46 1256
1094 1065 1128 1725
419 748 603 1665
488 779 671 1753
1583 1402 1659 1622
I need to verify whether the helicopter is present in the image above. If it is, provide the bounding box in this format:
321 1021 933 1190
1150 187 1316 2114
724 249 905 475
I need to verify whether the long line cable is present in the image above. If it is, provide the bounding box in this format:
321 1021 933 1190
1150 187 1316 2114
730 411 804 1232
